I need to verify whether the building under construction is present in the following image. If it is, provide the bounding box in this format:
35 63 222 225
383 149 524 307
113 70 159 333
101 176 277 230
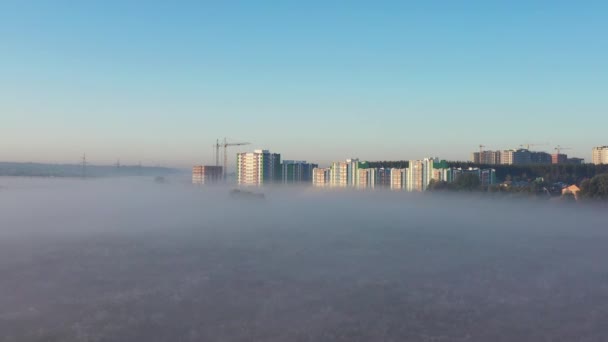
472 150 501 165
192 165 223 185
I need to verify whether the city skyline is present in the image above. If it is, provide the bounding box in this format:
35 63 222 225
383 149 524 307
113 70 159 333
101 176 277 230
2 2 607 167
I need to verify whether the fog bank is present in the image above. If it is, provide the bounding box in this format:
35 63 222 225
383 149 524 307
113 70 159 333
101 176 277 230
1 177 607 342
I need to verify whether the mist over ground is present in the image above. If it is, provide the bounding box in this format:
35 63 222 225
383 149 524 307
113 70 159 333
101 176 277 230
1 177 607 342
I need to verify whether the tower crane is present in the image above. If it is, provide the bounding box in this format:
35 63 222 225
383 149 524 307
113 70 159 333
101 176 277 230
219 138 250 180
475 144 486 164
213 139 221 167
554 145 571 155
519 142 548 150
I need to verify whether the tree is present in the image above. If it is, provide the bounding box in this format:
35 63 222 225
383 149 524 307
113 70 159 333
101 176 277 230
427 179 450 191
453 173 481 191
580 173 608 200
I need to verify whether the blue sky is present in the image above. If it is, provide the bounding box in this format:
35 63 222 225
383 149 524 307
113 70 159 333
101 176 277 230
1 1 606 168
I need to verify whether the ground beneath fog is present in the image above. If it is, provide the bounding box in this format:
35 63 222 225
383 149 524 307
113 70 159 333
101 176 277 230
1 179 607 341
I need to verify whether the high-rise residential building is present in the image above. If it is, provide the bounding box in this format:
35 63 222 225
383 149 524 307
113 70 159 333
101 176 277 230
376 168 391 187
236 149 281 186
357 168 376 189
347 158 362 186
530 151 552 164
501 149 553 165
431 168 445 182
472 150 501 165
406 160 424 192
390 168 406 190
312 168 330 187
500 150 514 165
592 146 608 164
329 158 362 187
281 160 317 183
405 158 437 192
500 149 530 165
422 158 437 190
192 165 223 185
330 161 349 187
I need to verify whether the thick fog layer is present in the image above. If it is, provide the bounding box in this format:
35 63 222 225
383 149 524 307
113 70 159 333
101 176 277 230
1 177 607 341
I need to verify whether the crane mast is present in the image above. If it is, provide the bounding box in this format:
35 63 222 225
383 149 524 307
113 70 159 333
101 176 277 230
217 138 250 181
213 139 220 167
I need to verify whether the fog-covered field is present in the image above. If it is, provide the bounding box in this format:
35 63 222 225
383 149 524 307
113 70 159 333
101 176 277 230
1 177 607 342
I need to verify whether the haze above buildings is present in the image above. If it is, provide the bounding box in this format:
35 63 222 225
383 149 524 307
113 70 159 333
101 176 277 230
2 2 608 167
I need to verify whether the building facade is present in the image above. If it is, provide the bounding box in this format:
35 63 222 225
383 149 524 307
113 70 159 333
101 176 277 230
500 149 551 165
405 158 437 192
472 150 501 165
376 168 391 187
329 158 362 187
312 167 331 187
530 151 552 164
281 160 317 183
592 146 608 164
357 168 376 189
406 160 424 192
552 153 568 164
236 149 281 186
480 168 497 186
390 168 407 190
192 165 223 185
329 161 349 187
501 149 530 165
439 167 496 186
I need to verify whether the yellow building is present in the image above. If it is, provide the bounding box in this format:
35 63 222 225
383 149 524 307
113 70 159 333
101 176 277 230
562 185 581 200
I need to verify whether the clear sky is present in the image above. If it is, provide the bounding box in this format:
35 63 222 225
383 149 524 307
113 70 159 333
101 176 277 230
1 1 607 168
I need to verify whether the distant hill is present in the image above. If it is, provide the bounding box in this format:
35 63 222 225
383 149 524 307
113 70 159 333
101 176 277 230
0 162 178 178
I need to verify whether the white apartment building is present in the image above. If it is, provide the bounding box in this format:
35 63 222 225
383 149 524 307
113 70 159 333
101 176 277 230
236 149 281 186
329 158 360 187
592 146 608 164
406 160 424 192
406 158 437 192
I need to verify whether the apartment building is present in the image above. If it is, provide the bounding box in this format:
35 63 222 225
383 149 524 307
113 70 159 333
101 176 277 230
236 149 281 186
592 146 608 164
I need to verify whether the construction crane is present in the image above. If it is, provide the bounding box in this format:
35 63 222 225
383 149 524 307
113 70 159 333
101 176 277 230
554 145 571 155
475 144 486 164
212 139 221 166
519 142 548 150
219 138 250 180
